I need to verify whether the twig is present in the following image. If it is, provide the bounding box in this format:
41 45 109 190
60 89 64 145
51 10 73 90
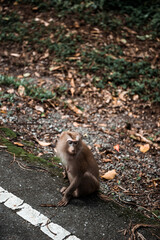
128 224 160 240
137 232 146 240
98 193 124 207
40 204 57 207
118 194 136 206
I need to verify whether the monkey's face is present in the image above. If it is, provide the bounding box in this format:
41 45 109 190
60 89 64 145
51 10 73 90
67 140 79 155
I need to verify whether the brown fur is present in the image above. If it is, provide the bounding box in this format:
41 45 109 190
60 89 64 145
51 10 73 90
56 131 99 206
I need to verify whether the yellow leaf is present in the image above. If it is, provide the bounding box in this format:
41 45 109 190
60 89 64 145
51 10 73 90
101 169 117 180
140 144 150 153
35 138 52 147
13 142 24 147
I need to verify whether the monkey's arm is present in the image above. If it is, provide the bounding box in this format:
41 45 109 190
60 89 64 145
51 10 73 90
58 175 81 206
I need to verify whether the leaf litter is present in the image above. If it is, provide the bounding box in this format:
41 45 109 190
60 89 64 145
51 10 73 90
0 2 159 221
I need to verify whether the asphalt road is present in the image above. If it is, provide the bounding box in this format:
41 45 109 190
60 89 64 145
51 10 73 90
0 150 159 240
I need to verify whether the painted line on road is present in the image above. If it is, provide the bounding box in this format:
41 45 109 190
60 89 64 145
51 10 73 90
0 186 80 240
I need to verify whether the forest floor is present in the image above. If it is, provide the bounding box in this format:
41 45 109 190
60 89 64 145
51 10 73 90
0 2 160 222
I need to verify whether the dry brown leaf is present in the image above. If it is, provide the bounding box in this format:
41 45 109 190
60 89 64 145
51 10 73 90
70 78 75 96
40 51 49 60
18 85 25 97
17 75 23 79
68 72 73 78
7 88 14 94
99 123 107 127
35 72 40 77
119 91 128 101
70 78 75 88
70 88 75 96
35 105 44 113
73 122 80 127
102 159 112 163
101 169 117 180
140 144 150 153
74 21 80 28
11 53 20 58
67 102 83 115
133 94 139 101
13 142 24 147
35 138 52 147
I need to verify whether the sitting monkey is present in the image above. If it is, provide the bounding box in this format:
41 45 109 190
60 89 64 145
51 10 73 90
56 131 99 206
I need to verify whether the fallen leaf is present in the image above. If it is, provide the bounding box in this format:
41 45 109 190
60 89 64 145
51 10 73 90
67 102 83 115
23 73 30 78
11 53 20 57
68 72 73 79
0 106 7 114
120 38 127 44
74 21 80 28
99 123 107 127
114 144 120 152
13 142 24 147
40 51 49 60
73 122 80 127
35 105 44 113
35 72 40 77
133 95 139 101
102 159 112 163
70 88 75 96
49 66 62 71
119 91 128 101
18 85 25 97
7 88 14 94
101 169 117 180
140 144 150 153
35 138 52 147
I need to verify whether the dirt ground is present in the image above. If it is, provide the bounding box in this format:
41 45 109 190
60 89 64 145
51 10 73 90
0 2 160 220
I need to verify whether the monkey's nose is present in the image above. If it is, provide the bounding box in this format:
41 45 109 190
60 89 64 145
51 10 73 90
71 150 76 154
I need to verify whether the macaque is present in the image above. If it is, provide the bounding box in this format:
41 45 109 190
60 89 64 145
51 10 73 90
56 131 99 206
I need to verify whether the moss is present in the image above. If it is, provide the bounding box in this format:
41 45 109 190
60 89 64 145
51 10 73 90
0 127 17 139
0 127 62 176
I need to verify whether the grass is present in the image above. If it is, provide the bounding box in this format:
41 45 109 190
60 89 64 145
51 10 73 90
0 127 62 175
0 75 56 102
77 48 160 102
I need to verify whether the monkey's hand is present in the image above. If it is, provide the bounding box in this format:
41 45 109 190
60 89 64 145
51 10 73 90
58 196 70 207
60 187 67 195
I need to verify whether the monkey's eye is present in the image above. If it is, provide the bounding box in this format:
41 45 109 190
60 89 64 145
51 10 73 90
67 140 73 145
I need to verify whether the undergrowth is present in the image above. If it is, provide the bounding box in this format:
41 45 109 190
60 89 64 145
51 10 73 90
0 1 160 102
15 0 160 36
0 75 56 102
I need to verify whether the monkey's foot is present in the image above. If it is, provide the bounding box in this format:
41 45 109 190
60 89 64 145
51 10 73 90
58 197 69 207
60 187 67 194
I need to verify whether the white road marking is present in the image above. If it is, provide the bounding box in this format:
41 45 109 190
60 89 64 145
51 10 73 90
0 186 80 240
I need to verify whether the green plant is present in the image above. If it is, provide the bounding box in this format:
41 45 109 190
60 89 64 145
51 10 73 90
0 75 56 101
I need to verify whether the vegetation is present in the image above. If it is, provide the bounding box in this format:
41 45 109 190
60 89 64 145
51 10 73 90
0 0 160 102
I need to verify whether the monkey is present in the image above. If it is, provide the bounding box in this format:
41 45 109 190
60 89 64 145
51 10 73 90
56 131 99 206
